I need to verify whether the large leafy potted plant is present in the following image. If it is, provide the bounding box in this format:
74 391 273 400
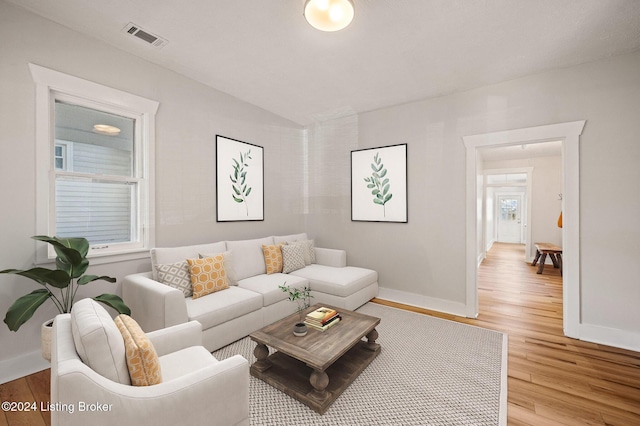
0 236 130 360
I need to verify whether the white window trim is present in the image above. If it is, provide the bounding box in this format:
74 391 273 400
30 63 158 265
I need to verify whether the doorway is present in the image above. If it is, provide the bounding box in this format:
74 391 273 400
463 121 585 338
497 194 524 243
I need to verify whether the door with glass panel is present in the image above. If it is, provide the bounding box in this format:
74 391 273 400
497 195 523 243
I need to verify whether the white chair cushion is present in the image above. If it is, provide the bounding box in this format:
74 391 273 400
70 298 131 385
225 236 274 280
159 346 218 382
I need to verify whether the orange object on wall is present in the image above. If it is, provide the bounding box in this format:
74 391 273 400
557 211 563 228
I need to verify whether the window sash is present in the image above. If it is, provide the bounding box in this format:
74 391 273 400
30 63 158 264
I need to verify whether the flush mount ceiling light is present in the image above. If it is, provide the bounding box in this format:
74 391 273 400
304 0 355 32
93 124 121 136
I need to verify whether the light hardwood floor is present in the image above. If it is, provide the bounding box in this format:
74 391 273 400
1 242 639 425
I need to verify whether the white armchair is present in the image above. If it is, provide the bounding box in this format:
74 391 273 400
51 306 249 426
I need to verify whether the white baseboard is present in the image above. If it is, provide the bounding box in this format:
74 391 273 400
577 323 640 352
377 287 467 317
0 350 50 385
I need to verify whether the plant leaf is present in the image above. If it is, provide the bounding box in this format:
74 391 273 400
245 187 252 196
380 169 387 178
367 184 375 189
233 158 239 168
233 195 243 203
383 184 390 195
32 236 83 266
4 289 51 331
229 174 237 183
0 267 70 289
364 177 370 182
385 193 393 202
93 294 130 315
372 189 380 195
77 275 116 286
233 185 241 195
57 257 88 279
373 198 384 205
382 178 389 186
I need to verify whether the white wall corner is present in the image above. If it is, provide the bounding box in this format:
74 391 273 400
0 350 50 385
377 287 467 317
577 324 640 353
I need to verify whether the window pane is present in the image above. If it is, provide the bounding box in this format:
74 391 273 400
55 176 136 245
55 158 64 170
54 101 134 177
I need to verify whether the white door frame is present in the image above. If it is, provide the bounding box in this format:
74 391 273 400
464 121 585 338
496 192 525 243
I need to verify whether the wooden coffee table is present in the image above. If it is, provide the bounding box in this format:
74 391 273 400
249 303 381 414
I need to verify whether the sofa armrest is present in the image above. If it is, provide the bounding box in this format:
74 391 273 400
315 247 347 267
147 321 203 356
122 272 189 332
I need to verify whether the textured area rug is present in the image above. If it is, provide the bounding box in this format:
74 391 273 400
213 303 507 425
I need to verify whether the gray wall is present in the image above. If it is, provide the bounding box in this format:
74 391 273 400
0 1 304 371
306 51 640 340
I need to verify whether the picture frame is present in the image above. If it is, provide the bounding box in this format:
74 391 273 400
351 143 407 223
216 135 264 222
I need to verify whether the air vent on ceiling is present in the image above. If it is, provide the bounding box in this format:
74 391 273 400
122 22 168 48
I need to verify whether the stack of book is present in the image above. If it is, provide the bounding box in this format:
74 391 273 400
304 307 341 331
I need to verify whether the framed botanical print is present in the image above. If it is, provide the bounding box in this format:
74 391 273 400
216 135 264 221
351 143 407 223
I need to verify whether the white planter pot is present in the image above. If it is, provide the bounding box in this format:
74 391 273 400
41 318 54 362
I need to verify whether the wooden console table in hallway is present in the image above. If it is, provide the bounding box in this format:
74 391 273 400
531 242 563 275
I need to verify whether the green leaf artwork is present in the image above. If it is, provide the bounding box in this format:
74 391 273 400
230 149 253 216
363 152 393 217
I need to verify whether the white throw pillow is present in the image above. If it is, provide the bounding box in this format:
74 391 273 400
282 243 306 274
199 251 238 286
71 299 131 385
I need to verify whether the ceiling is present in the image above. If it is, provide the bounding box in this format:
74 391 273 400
9 0 640 126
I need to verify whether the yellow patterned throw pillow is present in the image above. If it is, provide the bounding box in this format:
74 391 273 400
262 244 284 274
187 255 229 299
114 314 162 386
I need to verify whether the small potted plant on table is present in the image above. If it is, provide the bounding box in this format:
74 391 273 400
279 282 312 336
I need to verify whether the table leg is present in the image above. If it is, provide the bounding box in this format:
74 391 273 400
308 369 330 402
252 343 271 372
537 253 547 274
550 253 560 268
366 328 381 351
532 249 541 266
557 253 563 276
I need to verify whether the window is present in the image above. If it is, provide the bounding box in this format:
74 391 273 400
30 64 158 263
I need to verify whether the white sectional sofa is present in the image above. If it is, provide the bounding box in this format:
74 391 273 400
122 233 378 352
